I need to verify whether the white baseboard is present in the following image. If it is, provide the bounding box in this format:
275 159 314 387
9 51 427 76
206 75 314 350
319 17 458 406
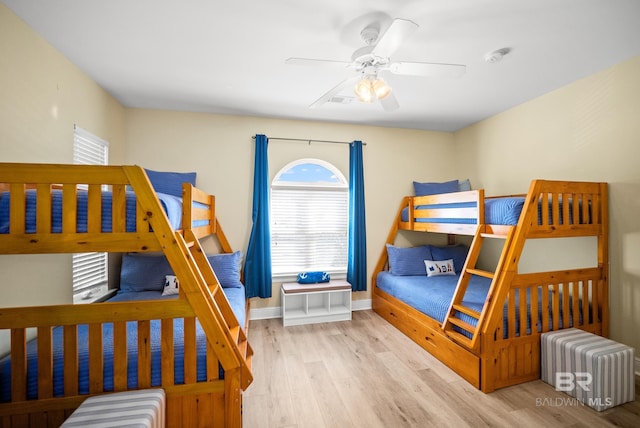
249 298 372 321
352 298 372 311
248 306 281 321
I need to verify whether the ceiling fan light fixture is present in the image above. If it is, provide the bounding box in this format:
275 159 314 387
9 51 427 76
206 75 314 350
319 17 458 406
373 78 392 100
288 18 467 110
354 75 392 103
354 78 375 103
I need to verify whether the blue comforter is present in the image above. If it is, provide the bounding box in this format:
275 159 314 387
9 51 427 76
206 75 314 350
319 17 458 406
0 286 246 402
0 189 184 233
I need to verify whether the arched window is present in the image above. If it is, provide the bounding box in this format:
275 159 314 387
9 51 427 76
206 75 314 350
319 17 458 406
271 159 348 276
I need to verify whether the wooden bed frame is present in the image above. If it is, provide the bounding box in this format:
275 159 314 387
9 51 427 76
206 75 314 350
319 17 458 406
0 163 252 427
372 179 608 392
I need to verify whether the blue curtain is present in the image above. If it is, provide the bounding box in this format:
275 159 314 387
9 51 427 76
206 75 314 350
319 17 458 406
347 140 367 292
244 134 272 298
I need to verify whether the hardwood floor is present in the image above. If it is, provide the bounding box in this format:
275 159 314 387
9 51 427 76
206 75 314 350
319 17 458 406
243 310 640 428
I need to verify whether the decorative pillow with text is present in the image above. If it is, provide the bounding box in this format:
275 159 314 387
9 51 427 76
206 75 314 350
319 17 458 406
424 259 456 277
162 275 179 296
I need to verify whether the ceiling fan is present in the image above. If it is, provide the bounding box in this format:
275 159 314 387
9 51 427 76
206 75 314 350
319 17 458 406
286 18 466 111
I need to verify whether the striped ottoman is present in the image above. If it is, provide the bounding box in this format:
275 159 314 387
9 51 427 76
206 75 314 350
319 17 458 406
61 388 165 427
541 328 635 411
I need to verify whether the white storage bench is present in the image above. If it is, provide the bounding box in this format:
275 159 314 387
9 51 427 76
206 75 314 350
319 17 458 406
61 388 166 427
281 280 352 327
541 328 635 411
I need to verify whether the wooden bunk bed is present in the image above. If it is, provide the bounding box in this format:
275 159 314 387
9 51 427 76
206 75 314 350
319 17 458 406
372 179 608 393
0 162 252 427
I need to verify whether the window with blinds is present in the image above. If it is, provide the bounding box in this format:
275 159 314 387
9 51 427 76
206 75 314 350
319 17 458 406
72 125 109 302
270 159 348 276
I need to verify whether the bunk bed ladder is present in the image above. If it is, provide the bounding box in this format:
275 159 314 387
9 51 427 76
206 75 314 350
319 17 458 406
442 225 515 350
184 232 253 374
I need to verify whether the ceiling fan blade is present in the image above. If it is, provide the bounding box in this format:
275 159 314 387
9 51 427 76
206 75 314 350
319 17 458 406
371 18 419 58
388 61 466 78
379 92 399 111
286 57 352 68
309 76 359 109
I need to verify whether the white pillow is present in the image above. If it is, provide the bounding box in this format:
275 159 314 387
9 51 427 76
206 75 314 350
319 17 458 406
162 275 179 296
424 259 456 277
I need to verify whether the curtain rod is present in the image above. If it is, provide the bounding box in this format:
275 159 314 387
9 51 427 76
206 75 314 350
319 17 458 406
252 136 366 146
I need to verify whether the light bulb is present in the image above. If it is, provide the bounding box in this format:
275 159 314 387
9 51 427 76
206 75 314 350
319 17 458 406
354 78 374 103
373 78 391 100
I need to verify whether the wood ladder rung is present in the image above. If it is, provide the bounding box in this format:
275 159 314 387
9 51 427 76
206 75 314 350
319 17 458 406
238 338 247 357
239 336 252 360
208 282 220 295
244 352 253 371
444 329 473 348
229 326 240 344
452 304 480 320
466 268 494 279
480 232 508 239
446 317 477 335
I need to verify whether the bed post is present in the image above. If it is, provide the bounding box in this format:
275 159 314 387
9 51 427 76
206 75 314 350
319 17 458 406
215 218 234 254
372 197 405 289
599 182 609 337
225 368 242 428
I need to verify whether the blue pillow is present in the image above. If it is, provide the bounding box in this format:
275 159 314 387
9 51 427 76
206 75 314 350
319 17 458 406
144 168 197 198
207 251 243 288
430 244 469 273
120 253 173 292
458 179 472 192
386 244 432 276
413 179 459 196
120 251 243 292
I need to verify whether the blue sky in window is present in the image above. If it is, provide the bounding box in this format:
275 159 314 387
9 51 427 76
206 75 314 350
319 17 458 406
278 163 340 183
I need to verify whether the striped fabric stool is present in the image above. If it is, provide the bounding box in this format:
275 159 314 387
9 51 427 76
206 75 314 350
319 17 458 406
61 388 165 427
541 328 635 411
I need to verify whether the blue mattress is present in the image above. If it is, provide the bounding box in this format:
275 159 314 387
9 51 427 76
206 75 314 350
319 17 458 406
401 197 525 225
0 286 246 402
0 189 185 233
376 271 581 338
377 271 491 325
401 196 587 226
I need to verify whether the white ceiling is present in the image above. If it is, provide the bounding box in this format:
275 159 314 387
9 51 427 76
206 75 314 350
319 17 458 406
4 0 640 132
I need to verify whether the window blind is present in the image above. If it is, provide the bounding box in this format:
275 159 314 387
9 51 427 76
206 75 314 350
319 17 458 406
73 125 109 166
72 125 109 299
271 187 348 275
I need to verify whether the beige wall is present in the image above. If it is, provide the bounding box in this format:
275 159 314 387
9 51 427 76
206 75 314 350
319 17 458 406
124 109 457 311
0 4 126 307
454 55 640 352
